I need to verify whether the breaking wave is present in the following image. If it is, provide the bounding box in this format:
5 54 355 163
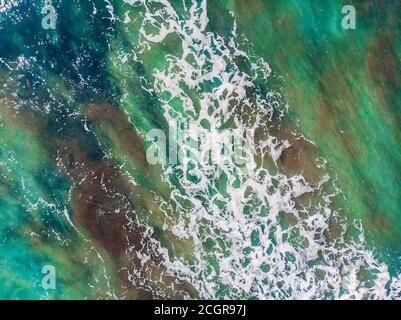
112 0 401 299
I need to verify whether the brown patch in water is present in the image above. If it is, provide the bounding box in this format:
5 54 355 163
1 96 197 298
86 105 148 170
364 211 399 241
54 106 198 299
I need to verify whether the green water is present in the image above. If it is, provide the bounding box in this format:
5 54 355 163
0 0 400 299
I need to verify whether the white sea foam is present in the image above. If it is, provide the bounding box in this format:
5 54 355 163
117 0 400 299
0 0 20 13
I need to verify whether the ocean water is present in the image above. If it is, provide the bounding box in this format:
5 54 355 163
0 0 400 299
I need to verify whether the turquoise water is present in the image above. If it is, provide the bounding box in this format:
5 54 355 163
0 0 400 299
